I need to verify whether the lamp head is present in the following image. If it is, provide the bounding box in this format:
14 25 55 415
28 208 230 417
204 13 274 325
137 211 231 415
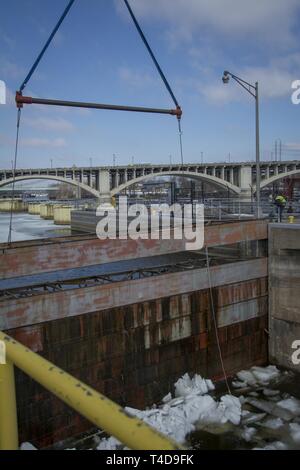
222 71 230 84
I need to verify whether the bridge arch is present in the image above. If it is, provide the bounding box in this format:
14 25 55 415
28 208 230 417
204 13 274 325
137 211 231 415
111 171 240 196
257 169 300 192
0 175 100 198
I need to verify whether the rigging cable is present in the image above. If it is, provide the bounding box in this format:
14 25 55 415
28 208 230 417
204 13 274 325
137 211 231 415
19 0 76 93
8 108 22 245
123 0 184 163
11 0 75 245
178 118 184 166
123 0 178 109
205 247 232 395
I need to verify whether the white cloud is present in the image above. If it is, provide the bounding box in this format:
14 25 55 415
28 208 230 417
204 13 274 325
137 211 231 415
120 0 299 47
21 137 67 148
118 66 156 88
23 116 74 132
0 58 25 80
0 30 15 49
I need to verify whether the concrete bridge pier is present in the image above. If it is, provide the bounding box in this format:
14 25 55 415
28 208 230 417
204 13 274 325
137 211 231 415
239 165 253 200
98 169 112 205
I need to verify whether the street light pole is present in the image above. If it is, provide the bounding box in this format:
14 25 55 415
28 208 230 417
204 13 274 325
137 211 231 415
255 81 261 219
222 71 261 218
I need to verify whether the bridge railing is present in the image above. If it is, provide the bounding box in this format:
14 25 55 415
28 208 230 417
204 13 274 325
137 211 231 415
0 331 183 451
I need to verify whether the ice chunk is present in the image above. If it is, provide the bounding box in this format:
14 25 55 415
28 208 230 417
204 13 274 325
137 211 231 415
261 418 284 430
20 442 37 450
236 370 257 386
250 365 280 385
254 441 288 450
97 436 122 450
242 412 266 425
242 427 257 442
162 392 172 404
289 423 300 443
174 373 194 397
246 397 294 421
174 373 215 398
167 397 184 407
239 395 246 405
277 398 300 416
263 388 280 397
232 380 248 389
236 365 280 387
124 389 240 444
218 395 241 425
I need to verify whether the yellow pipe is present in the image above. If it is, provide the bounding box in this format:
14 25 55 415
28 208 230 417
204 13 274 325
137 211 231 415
0 332 183 450
0 359 19 450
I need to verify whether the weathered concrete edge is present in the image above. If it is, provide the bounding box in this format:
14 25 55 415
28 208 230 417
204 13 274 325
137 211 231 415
0 220 268 279
1 258 268 331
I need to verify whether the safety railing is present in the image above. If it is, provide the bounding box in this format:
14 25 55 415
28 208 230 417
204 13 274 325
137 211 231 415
0 331 183 451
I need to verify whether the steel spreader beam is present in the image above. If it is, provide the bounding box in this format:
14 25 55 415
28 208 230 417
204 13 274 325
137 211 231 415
15 92 182 118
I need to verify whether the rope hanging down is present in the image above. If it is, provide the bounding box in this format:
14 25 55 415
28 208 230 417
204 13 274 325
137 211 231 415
205 247 231 395
7 108 22 245
178 119 184 165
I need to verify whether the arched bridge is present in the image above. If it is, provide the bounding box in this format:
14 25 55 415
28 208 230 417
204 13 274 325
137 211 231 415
0 161 299 200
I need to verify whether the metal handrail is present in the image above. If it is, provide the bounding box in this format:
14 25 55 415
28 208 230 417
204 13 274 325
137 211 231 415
0 331 183 450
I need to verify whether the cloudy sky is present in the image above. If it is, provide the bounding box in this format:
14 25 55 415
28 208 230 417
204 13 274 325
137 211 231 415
1 0 300 168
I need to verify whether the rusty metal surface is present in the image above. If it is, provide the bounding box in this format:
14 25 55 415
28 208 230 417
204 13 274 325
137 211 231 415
0 252 246 300
0 251 220 292
9 281 268 448
0 258 267 330
0 220 268 280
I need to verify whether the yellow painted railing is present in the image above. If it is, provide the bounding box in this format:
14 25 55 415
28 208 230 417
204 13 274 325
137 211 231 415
0 331 183 451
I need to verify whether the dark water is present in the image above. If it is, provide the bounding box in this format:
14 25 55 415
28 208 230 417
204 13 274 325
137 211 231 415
188 369 300 450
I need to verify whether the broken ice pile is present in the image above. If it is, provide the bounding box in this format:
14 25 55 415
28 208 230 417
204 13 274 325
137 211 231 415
97 372 241 450
232 365 281 389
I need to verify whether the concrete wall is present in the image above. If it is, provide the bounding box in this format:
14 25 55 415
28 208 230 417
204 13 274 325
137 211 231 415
7 275 268 447
53 206 72 225
0 198 25 212
0 220 269 447
40 204 55 220
269 224 300 371
0 220 267 279
28 203 41 215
